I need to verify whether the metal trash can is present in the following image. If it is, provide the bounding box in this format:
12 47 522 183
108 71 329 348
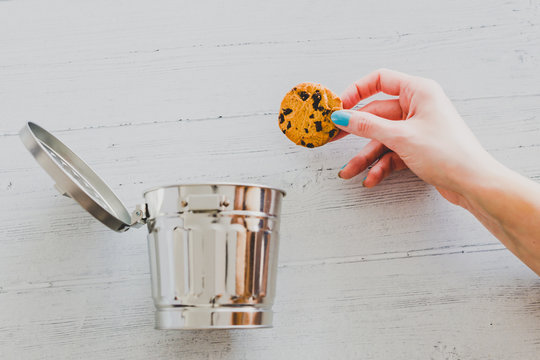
20 122 285 329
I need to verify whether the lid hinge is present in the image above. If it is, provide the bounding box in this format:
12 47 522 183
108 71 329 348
130 204 147 228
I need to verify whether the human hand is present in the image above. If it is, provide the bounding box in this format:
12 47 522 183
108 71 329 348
331 69 499 206
330 69 540 275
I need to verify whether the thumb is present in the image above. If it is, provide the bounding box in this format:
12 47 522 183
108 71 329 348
331 110 400 142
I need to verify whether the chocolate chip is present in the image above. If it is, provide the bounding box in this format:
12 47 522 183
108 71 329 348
279 113 285 124
306 143 314 148
309 114 314 119
314 121 322 132
283 108 293 115
311 91 322 111
304 128 309 133
328 129 337 138
299 91 309 101
287 121 291 129
282 129 286 134
301 140 305 146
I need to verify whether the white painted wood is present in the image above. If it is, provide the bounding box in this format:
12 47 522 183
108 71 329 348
0 0 539 359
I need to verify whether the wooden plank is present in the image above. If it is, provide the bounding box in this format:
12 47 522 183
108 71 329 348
0 0 538 133
0 250 538 359
1 93 538 290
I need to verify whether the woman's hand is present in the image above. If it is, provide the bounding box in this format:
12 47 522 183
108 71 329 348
332 69 540 275
332 68 498 206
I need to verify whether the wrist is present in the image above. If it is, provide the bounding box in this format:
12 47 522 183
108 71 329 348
451 155 540 275
445 152 513 212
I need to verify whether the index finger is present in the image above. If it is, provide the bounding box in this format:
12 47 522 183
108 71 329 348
340 68 412 109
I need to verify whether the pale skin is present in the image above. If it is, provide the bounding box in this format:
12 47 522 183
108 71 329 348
330 69 540 275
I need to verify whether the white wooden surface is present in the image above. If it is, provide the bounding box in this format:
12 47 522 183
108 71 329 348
1 0 540 359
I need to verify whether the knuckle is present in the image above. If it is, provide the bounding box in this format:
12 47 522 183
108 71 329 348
425 78 443 90
370 165 384 180
351 153 369 169
416 78 443 95
379 155 392 175
388 153 401 172
382 164 392 178
352 117 371 136
354 82 366 100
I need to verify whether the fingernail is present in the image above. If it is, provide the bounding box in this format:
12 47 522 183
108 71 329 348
362 176 367 187
338 164 347 178
331 110 351 127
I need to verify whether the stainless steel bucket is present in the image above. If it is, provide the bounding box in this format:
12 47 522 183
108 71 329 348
145 184 284 329
19 122 285 329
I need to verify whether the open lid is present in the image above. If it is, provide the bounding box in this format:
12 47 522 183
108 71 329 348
20 122 133 232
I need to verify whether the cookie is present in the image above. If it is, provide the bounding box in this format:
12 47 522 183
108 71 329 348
278 82 342 148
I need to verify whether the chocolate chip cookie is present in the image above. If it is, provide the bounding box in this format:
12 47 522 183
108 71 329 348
278 82 342 148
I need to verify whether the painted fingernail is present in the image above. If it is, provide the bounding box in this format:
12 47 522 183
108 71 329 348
338 164 347 178
331 110 351 127
362 176 367 187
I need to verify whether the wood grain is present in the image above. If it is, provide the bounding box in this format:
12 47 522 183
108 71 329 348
0 0 539 359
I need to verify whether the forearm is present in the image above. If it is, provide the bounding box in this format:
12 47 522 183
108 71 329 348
459 160 540 275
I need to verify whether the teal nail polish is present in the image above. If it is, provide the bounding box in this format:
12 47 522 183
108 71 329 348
338 164 347 179
331 110 351 127
362 176 367 186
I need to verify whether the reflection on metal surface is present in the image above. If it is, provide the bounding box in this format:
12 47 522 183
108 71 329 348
19 122 132 231
145 184 284 329
42 142 114 214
